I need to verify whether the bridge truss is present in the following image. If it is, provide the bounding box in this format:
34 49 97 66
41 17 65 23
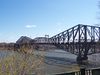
50 24 100 63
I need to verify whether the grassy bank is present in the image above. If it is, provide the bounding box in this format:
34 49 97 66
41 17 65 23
0 51 44 75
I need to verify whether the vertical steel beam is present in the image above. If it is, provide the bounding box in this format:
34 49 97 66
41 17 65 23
99 27 100 41
83 25 88 59
78 25 81 55
92 27 95 53
72 27 75 53
67 30 70 51
91 26 95 41
62 33 65 43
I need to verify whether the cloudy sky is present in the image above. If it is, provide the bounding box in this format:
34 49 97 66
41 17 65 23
0 0 99 42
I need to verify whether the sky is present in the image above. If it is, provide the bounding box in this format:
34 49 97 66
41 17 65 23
0 0 99 42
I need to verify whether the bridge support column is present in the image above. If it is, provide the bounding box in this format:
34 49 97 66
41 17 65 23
76 55 88 65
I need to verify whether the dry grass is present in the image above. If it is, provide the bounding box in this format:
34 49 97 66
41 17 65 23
0 50 44 75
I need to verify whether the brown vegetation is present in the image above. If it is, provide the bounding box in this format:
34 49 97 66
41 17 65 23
0 43 45 75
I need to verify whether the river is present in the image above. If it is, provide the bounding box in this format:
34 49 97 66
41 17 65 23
0 49 100 75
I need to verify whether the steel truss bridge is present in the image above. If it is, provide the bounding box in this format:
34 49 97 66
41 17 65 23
14 24 100 64
49 24 100 63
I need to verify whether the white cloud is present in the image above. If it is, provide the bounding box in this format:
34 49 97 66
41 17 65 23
25 25 37 28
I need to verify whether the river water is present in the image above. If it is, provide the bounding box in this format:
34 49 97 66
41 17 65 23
0 49 100 75
0 50 15 58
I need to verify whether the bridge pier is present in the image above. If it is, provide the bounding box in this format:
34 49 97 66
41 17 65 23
76 55 88 65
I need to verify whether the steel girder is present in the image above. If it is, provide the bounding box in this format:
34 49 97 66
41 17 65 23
50 24 100 60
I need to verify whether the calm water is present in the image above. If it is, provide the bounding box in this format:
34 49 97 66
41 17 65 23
0 49 100 70
0 50 15 58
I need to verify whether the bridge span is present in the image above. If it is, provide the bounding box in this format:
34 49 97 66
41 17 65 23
49 24 100 64
14 24 100 64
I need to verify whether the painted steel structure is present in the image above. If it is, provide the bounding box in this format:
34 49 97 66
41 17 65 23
49 24 100 63
14 24 100 63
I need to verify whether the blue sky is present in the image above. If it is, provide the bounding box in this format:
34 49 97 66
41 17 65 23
0 0 99 42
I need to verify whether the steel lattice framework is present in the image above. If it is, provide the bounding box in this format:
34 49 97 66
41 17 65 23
49 24 100 62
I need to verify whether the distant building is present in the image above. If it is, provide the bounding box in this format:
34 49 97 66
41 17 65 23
16 36 32 44
34 35 49 43
15 36 34 51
